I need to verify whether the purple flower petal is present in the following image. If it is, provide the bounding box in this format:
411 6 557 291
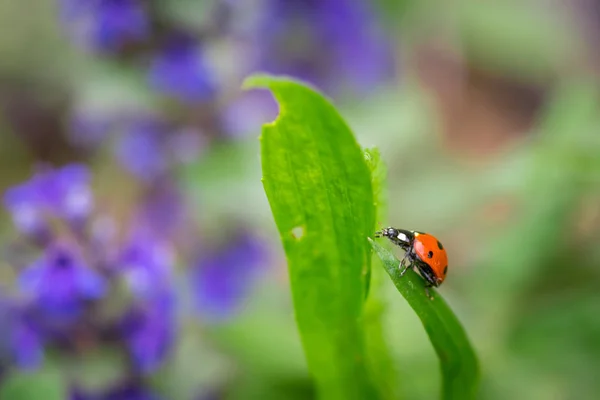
132 181 187 240
116 119 206 181
75 267 108 299
148 36 216 103
17 260 46 294
220 90 279 137
116 120 169 182
53 164 94 221
61 0 149 52
10 312 44 370
119 231 174 299
192 232 268 321
3 182 46 236
18 244 106 320
121 292 176 373
3 164 93 236
251 0 395 94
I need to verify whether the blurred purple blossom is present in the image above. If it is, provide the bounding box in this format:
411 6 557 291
3 164 93 238
148 36 217 104
132 180 188 241
18 243 106 321
120 291 176 373
0 294 43 369
119 232 174 300
2 164 179 375
115 120 170 182
115 119 204 182
60 0 150 52
251 0 395 94
9 309 45 370
220 90 279 138
192 231 268 321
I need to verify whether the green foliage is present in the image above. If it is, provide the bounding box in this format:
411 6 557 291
246 74 480 400
362 148 399 400
0 369 65 400
369 240 479 400
456 2 573 79
244 75 379 399
476 80 600 303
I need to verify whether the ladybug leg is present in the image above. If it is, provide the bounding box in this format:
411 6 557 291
424 284 434 300
413 262 437 300
399 252 411 276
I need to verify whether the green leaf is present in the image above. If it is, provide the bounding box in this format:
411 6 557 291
0 368 66 400
369 239 479 400
363 148 400 399
244 74 378 399
208 279 309 381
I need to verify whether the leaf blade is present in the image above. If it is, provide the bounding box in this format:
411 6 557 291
245 74 378 399
369 239 480 400
363 148 400 399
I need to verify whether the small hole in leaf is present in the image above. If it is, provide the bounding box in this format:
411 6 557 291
291 226 305 240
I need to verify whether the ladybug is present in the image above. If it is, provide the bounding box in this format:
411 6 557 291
375 227 448 299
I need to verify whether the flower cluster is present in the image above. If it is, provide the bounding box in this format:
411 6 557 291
193 229 268 322
250 0 395 95
2 165 175 389
2 164 270 396
60 0 150 53
0 0 394 396
62 0 395 180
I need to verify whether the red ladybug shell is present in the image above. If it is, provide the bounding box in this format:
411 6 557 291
413 233 448 284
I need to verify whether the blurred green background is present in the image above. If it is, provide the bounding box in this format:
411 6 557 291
0 1 599 399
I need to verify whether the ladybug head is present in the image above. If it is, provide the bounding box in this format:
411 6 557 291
375 227 414 250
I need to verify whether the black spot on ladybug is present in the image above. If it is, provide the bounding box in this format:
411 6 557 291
437 241 444 250
427 251 434 258
443 266 448 274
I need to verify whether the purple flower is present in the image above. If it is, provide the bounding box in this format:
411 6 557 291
61 0 149 52
148 36 216 103
0 301 46 370
251 0 394 94
9 310 45 370
0 294 43 370
3 179 46 237
116 119 205 182
132 180 188 241
118 230 177 372
220 90 279 137
119 231 174 300
18 243 106 320
120 291 176 373
3 164 93 237
192 232 268 321
115 120 170 182
2 164 180 374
